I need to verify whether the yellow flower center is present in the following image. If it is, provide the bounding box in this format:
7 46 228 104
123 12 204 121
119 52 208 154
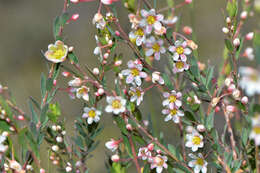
78 87 87 94
112 100 122 109
88 110 96 118
135 28 144 36
253 127 260 134
192 136 201 145
169 95 177 103
131 68 140 76
196 158 204 166
53 49 66 59
147 15 156 25
176 61 184 69
176 46 184 55
250 74 258 81
152 43 160 52
155 156 164 166
170 109 177 115
136 89 142 97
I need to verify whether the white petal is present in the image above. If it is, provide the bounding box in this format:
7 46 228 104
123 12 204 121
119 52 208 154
105 105 113 113
184 48 192 55
164 115 172 122
145 49 154 57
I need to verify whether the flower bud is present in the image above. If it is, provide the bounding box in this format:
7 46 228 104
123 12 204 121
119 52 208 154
227 84 236 92
241 96 248 104
52 145 59 152
226 17 231 24
52 125 57 131
126 124 133 131
115 30 120 36
246 32 254 40
66 166 72 172
69 46 74 52
226 105 236 113
2 131 9 137
233 38 240 47
115 60 122 66
92 68 100 75
62 71 70 77
40 168 46 173
104 53 109 59
211 97 220 107
222 27 229 34
71 13 79 21
62 131 66 135
97 88 104 95
111 154 120 162
215 106 220 113
156 149 162 154
185 0 192 4
225 77 233 87
183 26 192 35
18 115 25 121
240 11 248 19
196 124 206 132
187 40 198 50
186 126 194 133
147 143 154 151
70 0 79 4
56 136 63 143
232 89 240 99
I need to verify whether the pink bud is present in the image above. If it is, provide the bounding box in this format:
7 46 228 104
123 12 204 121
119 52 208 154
226 105 236 113
18 115 25 121
101 0 118 5
97 88 104 95
183 26 192 35
111 154 120 162
114 60 122 66
70 0 79 4
246 32 254 40
241 96 248 104
71 13 79 21
240 11 248 20
156 149 162 154
62 71 70 77
126 124 133 131
102 60 107 65
147 143 154 151
53 79 57 86
115 30 120 36
233 38 240 47
40 168 46 173
185 0 192 4
92 68 100 75
227 84 236 92
6 118 10 123
104 53 109 59
215 106 220 113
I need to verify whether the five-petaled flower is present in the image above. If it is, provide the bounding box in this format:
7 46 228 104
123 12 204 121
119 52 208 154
172 60 190 73
185 130 204 152
150 155 168 173
76 86 90 101
82 107 101 124
129 27 146 46
44 40 68 63
188 153 208 173
162 90 182 109
129 86 144 106
105 96 126 115
145 36 166 60
121 60 147 86
162 106 184 123
239 67 260 96
140 9 164 34
138 147 152 160
169 40 192 62
105 138 121 152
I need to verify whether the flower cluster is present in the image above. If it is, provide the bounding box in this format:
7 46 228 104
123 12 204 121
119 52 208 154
162 90 184 123
138 144 168 173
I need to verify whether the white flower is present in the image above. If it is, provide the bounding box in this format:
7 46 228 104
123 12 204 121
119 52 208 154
145 36 166 60
250 115 260 145
139 9 164 34
76 86 89 101
121 60 147 86
169 40 192 62
129 87 144 106
82 107 102 124
239 67 260 96
68 77 82 87
0 135 7 153
44 40 68 63
243 47 254 60
138 147 151 160
162 90 182 109
162 16 178 25
105 138 121 152
152 71 164 85
105 96 126 115
129 27 146 46
172 60 189 73
9 160 23 172
188 153 207 173
185 130 204 152
162 107 184 123
150 155 168 173
92 13 106 29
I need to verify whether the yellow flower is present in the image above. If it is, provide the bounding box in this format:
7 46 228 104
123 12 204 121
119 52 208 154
44 40 68 63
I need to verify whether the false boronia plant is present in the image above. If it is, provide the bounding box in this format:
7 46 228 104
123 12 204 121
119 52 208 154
1 0 260 172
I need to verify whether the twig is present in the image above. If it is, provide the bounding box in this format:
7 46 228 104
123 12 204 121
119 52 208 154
128 135 141 173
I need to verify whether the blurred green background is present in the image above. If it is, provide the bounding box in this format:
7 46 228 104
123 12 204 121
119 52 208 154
0 0 258 172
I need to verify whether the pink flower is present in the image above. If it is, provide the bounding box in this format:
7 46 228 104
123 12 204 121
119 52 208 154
105 139 121 152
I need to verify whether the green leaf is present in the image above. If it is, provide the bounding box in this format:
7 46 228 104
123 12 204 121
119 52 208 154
122 134 133 158
162 73 174 90
205 66 214 89
226 0 238 18
29 100 38 123
68 52 79 64
113 116 128 135
46 78 53 92
225 39 233 51
40 73 46 97
205 111 214 130
47 103 61 123
40 104 49 124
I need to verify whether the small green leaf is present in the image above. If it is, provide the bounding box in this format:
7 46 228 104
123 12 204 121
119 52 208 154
205 111 214 130
225 39 233 51
40 73 46 97
68 52 79 64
